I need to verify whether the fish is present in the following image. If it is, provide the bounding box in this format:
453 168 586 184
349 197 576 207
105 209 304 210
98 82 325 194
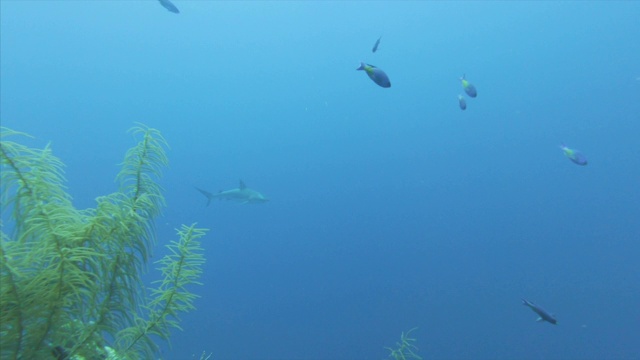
196 180 268 205
458 95 467 110
52 346 69 360
560 144 588 166
522 299 557 325
460 74 477 98
356 62 391 88
372 36 382 53
158 0 180 14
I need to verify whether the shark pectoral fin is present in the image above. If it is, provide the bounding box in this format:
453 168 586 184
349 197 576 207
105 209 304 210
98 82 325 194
536 317 543 322
195 187 214 206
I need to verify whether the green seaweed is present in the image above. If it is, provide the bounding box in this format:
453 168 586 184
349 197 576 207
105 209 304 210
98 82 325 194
0 125 207 360
385 327 422 360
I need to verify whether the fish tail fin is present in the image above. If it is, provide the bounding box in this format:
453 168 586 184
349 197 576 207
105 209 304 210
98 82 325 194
356 62 366 71
559 143 571 153
195 187 214 206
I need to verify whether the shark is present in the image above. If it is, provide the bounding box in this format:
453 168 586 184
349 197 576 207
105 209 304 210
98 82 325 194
196 180 268 206
522 299 557 325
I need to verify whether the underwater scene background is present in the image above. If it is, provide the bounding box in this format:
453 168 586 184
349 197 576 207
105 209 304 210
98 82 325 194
1 1 639 359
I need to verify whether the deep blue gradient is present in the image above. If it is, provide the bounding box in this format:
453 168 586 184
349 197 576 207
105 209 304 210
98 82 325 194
2 2 640 359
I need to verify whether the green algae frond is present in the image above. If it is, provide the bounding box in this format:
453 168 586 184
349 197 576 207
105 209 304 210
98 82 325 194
385 327 422 360
0 125 207 360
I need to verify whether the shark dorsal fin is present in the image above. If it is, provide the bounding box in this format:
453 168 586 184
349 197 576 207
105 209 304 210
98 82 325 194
239 180 246 190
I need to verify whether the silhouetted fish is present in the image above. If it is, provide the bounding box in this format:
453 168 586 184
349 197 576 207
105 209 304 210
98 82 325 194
458 95 467 110
372 36 382 53
560 144 588 166
522 299 557 325
158 0 179 14
356 62 391 88
460 74 477 98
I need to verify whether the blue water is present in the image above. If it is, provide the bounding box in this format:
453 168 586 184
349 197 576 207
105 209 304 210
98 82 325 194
2 1 640 359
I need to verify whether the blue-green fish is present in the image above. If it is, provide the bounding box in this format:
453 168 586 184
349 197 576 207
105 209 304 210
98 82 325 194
460 74 477 98
158 0 179 13
458 95 467 110
196 180 269 205
357 62 391 88
372 36 382 53
560 144 588 166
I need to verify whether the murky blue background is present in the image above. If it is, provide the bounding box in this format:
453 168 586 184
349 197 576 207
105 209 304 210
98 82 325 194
2 1 639 359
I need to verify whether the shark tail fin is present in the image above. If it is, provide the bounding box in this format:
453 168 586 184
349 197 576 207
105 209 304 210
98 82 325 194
195 187 214 206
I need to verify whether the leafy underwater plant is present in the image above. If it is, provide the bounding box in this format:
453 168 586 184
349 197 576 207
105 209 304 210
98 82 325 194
385 327 422 360
0 125 207 360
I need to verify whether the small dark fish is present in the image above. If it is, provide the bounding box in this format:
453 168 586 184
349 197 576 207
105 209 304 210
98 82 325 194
560 144 588 166
356 62 391 88
458 95 467 110
158 0 180 13
460 74 477 98
52 346 70 360
522 299 557 325
372 36 382 53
